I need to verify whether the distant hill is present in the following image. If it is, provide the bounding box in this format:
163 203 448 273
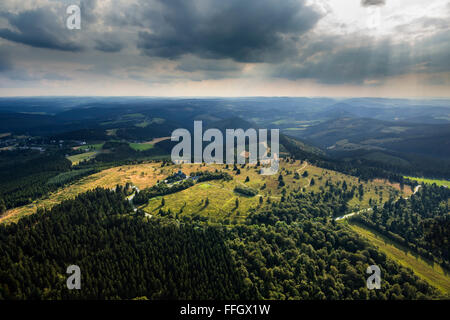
206 117 258 132
296 117 450 157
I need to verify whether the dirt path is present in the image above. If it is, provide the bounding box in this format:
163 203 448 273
335 208 372 221
296 161 308 173
335 184 422 221
143 137 171 144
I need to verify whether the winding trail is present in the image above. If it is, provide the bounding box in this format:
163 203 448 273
335 184 422 221
335 208 372 221
126 185 140 212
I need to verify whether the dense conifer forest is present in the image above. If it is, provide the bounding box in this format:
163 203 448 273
0 186 440 300
352 184 450 270
0 151 73 210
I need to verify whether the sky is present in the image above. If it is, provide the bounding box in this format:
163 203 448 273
0 0 449 97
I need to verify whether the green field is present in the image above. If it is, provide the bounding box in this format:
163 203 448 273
404 176 450 188
1 160 410 230
142 181 261 223
129 142 154 151
135 121 150 128
285 127 306 131
106 129 117 136
141 161 406 222
66 151 97 165
78 143 104 151
123 113 145 119
348 222 450 295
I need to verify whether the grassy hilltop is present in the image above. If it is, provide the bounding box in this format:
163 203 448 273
1 159 406 225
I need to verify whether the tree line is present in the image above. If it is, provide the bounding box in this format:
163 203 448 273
351 184 450 270
0 184 441 299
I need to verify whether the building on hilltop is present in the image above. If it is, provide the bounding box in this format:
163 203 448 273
175 170 187 179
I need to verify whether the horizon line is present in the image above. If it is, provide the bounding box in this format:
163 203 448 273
0 95 449 100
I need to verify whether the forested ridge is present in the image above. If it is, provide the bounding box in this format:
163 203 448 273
0 151 74 211
0 146 166 214
0 185 440 300
0 188 250 299
281 135 419 184
228 222 434 299
249 179 366 224
351 184 450 270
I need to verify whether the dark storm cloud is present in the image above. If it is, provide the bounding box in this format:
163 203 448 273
176 56 242 73
0 50 12 72
136 0 322 63
0 60 9 72
95 39 124 53
416 31 450 74
274 39 395 84
361 0 386 7
173 56 244 80
3 70 72 81
0 0 447 89
0 8 82 51
42 73 72 81
80 0 98 24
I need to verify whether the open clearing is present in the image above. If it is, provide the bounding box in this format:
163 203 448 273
1 160 408 225
348 222 450 295
143 137 171 144
142 161 405 222
66 151 98 165
0 162 165 224
129 142 154 151
404 176 450 188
